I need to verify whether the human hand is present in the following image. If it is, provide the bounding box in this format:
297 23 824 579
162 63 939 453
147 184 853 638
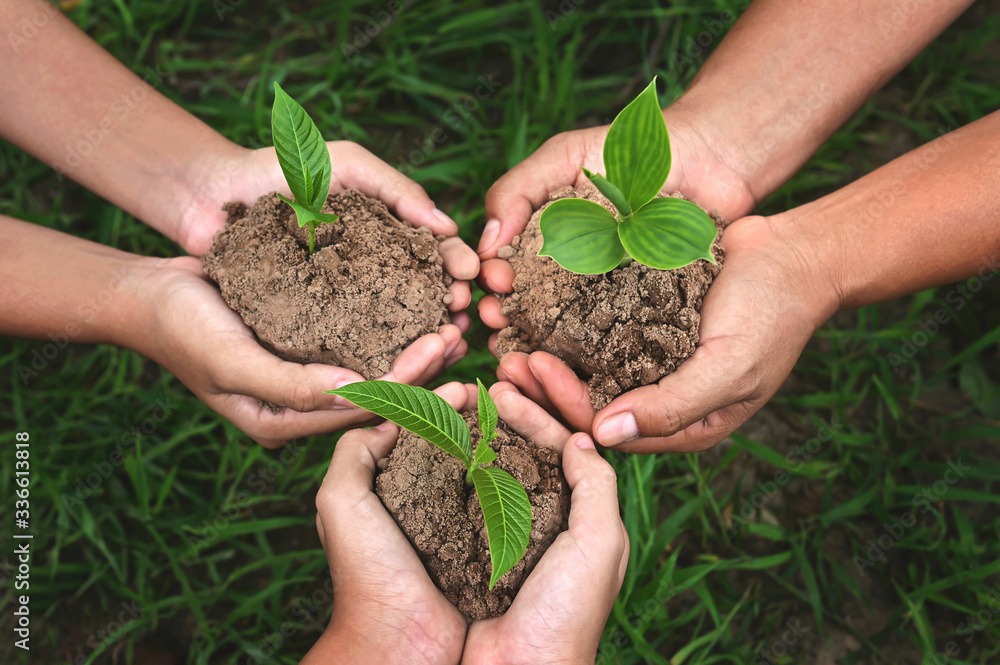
495 214 840 452
303 382 477 665
462 383 628 665
477 106 757 343
135 256 468 448
177 140 479 330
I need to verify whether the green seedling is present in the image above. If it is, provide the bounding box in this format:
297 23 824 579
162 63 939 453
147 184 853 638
538 77 718 274
271 81 339 254
328 379 532 589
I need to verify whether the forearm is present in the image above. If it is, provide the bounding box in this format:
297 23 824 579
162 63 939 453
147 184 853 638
668 0 974 204
777 111 1000 309
0 0 244 245
0 216 158 348
302 621 461 665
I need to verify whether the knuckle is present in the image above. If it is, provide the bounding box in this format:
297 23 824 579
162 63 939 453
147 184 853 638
284 379 318 412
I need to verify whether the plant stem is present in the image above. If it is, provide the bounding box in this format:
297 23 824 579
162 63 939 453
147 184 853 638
308 224 315 254
618 255 633 269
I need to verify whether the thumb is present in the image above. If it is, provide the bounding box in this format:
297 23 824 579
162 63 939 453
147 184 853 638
592 347 747 447
561 434 622 542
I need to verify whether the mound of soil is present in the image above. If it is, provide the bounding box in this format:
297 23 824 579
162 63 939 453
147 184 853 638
202 189 452 377
376 413 570 621
496 183 725 408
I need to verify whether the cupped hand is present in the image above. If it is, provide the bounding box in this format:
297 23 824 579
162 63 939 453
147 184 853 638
495 214 841 453
138 256 469 448
477 107 758 340
179 140 479 330
303 382 478 665
462 383 628 665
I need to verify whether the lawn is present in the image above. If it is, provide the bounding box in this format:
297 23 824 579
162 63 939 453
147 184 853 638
1 1 999 663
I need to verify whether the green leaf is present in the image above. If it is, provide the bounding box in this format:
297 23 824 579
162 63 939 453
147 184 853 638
271 81 332 212
538 198 623 274
582 167 630 217
473 437 498 468
276 194 339 229
470 466 532 588
476 379 498 443
618 197 717 270
327 381 471 465
604 78 671 212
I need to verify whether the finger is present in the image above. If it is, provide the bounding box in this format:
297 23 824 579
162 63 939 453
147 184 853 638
480 132 589 259
321 424 399 501
210 341 365 412
478 294 510 329
526 352 595 435
212 392 374 448
490 382 571 452
327 141 459 236
378 332 447 385
451 310 472 333
444 339 468 369
447 281 472 312
497 352 557 415
478 258 515 295
562 433 625 551
592 347 752 447
434 381 479 413
439 236 480 281
613 399 760 454
488 332 498 357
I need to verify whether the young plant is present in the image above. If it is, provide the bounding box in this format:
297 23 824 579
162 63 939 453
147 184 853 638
538 77 718 274
271 81 339 254
328 379 532 589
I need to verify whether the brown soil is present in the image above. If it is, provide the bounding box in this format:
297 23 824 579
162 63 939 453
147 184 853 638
496 182 725 408
202 189 452 377
375 413 570 621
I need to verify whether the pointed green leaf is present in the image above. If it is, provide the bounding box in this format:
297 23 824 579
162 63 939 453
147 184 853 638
473 437 498 468
476 379 498 443
276 194 339 229
327 381 471 464
604 78 671 212
538 198 623 274
271 81 332 212
618 197 718 270
582 167 630 217
471 466 532 589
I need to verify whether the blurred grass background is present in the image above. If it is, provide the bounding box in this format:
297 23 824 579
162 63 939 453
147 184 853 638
1 0 999 663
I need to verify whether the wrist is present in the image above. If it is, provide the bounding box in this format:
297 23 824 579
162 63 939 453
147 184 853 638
327 604 464 665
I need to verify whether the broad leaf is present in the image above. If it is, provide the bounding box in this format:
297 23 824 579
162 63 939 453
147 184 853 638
327 381 471 465
476 379 498 443
582 167 630 217
473 437 498 468
272 81 332 212
604 78 671 212
538 198 623 274
276 194 339 229
618 197 717 270
471 466 532 588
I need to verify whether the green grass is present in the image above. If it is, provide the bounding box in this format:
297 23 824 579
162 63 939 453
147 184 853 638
2 1 1000 663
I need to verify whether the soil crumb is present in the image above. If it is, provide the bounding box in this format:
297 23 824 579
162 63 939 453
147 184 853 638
202 189 452 377
376 413 570 621
496 182 725 408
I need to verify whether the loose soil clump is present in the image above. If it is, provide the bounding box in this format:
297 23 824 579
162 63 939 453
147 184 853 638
202 189 452 377
376 413 570 621
496 182 725 408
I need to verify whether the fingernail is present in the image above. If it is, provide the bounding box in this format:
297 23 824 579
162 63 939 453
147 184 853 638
479 219 500 255
433 208 458 232
595 412 638 446
375 420 396 432
575 434 595 450
330 378 360 409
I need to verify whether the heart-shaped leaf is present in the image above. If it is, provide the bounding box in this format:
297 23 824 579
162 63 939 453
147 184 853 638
538 198 623 274
618 197 718 270
327 381 472 465
471 465 532 588
604 78 671 212
476 379 498 443
272 81 332 213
